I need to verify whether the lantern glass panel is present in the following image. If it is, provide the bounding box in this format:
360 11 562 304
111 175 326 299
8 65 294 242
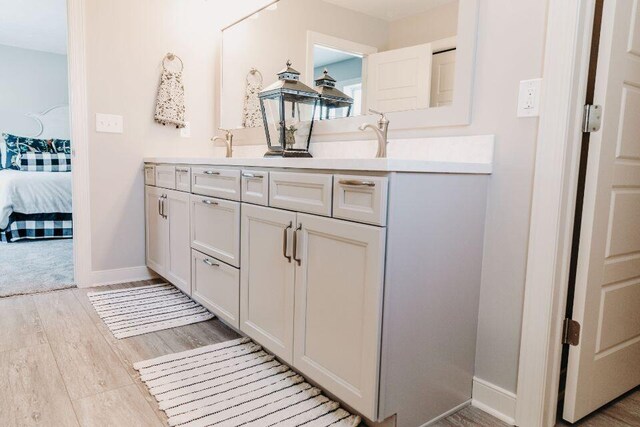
281 96 317 151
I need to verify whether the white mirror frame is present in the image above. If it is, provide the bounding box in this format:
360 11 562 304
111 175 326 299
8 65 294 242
218 0 479 143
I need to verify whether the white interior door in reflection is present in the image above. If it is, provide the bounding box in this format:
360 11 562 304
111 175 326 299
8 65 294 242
366 43 432 113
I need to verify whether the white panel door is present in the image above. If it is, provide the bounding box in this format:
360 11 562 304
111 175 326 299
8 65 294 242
366 43 431 113
293 213 386 419
164 189 191 295
430 49 456 107
564 0 640 422
240 204 296 363
145 185 166 276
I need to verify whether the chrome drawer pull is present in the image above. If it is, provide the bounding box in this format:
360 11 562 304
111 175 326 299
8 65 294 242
339 179 376 187
203 258 219 267
176 168 189 173
203 170 220 175
202 199 218 206
242 172 264 179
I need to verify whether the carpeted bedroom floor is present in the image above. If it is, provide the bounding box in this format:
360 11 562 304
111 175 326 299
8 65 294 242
0 239 74 297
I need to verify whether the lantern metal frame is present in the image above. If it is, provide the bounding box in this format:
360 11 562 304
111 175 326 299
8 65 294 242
314 68 354 120
259 61 320 158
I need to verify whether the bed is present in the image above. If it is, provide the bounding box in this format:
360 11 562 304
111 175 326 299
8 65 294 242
0 105 73 243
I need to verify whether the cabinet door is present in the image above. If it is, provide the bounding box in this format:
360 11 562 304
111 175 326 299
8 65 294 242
164 189 191 295
241 204 296 363
145 185 166 276
190 195 240 267
293 213 386 419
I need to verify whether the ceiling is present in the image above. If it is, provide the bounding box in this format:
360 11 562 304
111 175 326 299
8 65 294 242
0 0 68 54
314 46 361 68
322 0 456 22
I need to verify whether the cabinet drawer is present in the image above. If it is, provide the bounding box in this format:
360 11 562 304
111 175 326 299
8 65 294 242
144 164 156 186
333 175 388 226
190 195 240 267
191 167 240 200
192 249 239 328
269 172 332 216
155 165 176 190
175 166 191 192
241 170 269 206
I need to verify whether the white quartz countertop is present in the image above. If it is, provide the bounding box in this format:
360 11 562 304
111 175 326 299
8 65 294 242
144 135 495 174
143 156 491 174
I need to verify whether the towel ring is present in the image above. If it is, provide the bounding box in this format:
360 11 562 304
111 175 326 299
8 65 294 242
246 67 263 84
163 52 184 72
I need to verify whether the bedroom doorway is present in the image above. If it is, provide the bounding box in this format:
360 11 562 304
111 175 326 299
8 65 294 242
0 0 75 297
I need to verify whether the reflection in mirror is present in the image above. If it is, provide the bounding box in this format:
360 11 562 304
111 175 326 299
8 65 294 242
221 0 460 129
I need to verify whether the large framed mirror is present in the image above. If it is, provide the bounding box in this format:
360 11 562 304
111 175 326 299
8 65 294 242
220 0 478 139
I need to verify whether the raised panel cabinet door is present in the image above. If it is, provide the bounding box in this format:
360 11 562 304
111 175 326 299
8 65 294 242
293 213 386 419
190 195 240 267
164 189 191 295
240 204 296 364
145 185 166 276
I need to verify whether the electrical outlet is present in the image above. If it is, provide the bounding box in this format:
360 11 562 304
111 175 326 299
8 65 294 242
180 121 191 138
517 78 542 117
96 113 124 133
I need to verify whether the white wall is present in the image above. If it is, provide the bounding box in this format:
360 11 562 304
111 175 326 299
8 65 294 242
0 44 68 136
387 1 459 50
84 0 548 395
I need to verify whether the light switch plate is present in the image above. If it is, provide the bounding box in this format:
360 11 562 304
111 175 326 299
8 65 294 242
517 78 542 117
180 121 191 138
96 113 123 133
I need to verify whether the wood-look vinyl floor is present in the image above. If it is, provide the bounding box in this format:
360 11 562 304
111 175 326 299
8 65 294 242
0 280 638 426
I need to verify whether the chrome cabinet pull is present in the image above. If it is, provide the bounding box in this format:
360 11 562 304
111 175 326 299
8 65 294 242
203 258 219 267
161 195 167 218
339 179 376 187
242 172 264 179
293 224 302 266
158 197 162 216
283 222 292 263
203 170 220 175
202 199 218 206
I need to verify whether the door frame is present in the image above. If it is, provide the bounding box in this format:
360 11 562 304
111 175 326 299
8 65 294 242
515 1 598 426
67 0 92 286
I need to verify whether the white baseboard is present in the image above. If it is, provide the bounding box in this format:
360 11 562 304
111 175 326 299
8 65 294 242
472 377 517 425
79 265 157 288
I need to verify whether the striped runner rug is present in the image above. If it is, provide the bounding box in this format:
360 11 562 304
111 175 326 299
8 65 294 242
87 283 214 339
134 337 362 427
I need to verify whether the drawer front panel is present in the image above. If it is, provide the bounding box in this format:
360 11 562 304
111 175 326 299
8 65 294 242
155 165 176 190
241 170 269 206
192 249 240 328
190 195 240 267
144 164 156 186
175 166 191 192
333 175 388 226
191 167 240 200
269 172 332 216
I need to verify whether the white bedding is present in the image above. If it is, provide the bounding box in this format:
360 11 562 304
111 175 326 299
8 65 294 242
0 169 72 229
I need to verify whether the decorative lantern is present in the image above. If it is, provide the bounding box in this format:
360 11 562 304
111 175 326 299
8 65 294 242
315 69 353 120
258 61 320 157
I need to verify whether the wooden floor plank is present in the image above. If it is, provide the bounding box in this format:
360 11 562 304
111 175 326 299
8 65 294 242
0 295 47 352
72 384 162 427
0 344 79 427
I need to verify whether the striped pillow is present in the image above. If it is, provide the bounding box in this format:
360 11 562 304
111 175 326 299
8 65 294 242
18 152 71 172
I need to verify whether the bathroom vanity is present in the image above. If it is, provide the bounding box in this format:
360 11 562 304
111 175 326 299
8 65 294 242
143 154 490 426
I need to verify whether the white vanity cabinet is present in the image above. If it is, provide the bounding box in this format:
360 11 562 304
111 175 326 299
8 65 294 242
144 186 191 295
143 160 490 426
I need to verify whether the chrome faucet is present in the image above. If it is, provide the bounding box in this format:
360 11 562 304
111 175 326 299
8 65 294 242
211 128 234 158
359 109 389 158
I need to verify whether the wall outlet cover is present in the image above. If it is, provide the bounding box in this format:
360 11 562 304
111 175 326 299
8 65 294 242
96 113 124 133
517 78 542 118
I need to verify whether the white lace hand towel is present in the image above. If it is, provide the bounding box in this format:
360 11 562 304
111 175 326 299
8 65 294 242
155 55 186 129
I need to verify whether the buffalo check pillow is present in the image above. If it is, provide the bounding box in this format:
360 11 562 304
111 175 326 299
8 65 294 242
18 152 71 172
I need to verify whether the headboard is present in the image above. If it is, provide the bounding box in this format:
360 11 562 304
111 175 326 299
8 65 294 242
25 105 71 140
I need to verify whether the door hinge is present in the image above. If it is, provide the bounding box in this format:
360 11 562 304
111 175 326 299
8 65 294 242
563 318 581 346
582 104 602 132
